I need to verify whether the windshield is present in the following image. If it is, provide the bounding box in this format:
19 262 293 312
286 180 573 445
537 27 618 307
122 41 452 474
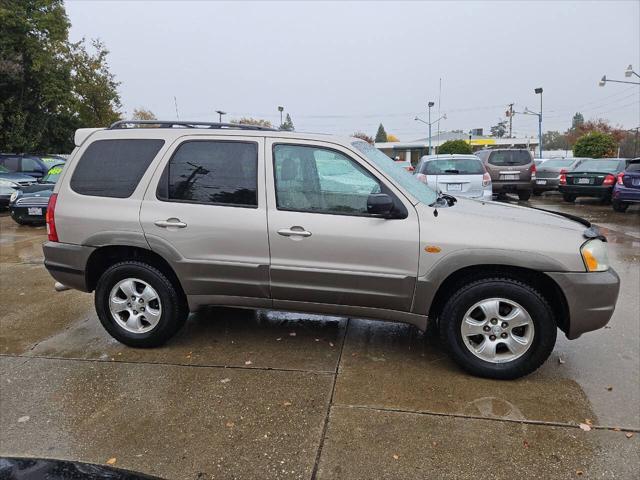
542 159 574 168
42 164 64 183
488 150 532 166
352 141 437 205
420 158 484 175
574 159 623 173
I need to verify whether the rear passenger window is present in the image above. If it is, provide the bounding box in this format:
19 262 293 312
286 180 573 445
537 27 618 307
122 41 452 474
158 141 258 207
70 139 164 198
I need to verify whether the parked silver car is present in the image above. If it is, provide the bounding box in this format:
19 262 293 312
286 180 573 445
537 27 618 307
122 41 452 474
415 154 492 200
534 158 590 194
42 120 620 379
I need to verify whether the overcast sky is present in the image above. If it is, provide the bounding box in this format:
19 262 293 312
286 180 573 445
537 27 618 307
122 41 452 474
66 0 639 141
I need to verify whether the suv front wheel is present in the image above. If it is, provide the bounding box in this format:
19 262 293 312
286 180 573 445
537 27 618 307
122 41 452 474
95 261 188 347
439 277 556 379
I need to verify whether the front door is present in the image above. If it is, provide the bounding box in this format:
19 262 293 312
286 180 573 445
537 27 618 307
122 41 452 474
140 135 271 305
265 139 420 312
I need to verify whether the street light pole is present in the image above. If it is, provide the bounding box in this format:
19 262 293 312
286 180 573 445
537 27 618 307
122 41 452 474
278 106 284 128
215 110 226 122
535 88 543 158
428 101 434 154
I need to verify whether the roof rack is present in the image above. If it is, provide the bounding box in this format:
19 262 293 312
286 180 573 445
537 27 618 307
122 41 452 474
108 120 277 131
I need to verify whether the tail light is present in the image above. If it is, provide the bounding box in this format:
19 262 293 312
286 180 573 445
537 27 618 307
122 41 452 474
482 172 491 187
603 174 616 186
415 173 427 184
617 173 624 185
46 193 58 242
530 163 536 181
559 168 567 185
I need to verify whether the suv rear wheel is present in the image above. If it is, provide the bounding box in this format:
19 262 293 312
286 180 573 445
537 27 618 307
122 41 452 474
612 200 629 212
517 190 532 201
95 261 188 347
562 193 576 203
439 277 556 379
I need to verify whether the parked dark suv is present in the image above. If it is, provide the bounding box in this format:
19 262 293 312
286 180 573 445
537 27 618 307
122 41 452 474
475 149 535 201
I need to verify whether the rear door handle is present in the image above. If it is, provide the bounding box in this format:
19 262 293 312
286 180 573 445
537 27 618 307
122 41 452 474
277 227 312 237
155 219 187 228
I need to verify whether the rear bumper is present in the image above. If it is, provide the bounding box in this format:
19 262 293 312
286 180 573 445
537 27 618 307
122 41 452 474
534 178 560 191
559 185 613 198
42 241 95 292
547 268 620 339
613 186 640 203
492 181 532 193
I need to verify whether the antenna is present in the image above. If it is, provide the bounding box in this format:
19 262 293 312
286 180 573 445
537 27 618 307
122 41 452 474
174 96 180 120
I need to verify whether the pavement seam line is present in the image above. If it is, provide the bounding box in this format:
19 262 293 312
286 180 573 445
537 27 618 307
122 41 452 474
0 353 335 376
310 317 350 480
336 403 640 433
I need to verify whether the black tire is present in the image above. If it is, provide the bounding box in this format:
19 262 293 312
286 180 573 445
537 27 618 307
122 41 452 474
95 261 188 347
562 193 576 203
439 277 557 379
517 190 532 201
612 200 629 212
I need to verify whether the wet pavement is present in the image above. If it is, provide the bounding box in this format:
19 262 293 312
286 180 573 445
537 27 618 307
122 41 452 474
0 194 638 479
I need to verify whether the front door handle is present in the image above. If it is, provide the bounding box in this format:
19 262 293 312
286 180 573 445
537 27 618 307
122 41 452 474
155 219 187 229
277 226 312 238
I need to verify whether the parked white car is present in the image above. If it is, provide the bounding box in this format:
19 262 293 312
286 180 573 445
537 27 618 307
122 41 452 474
415 154 492 200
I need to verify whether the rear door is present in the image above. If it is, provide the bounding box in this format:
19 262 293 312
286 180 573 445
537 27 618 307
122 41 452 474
264 138 420 312
139 135 271 306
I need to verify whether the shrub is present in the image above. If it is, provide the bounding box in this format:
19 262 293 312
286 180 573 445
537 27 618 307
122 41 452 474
438 139 473 155
573 131 617 158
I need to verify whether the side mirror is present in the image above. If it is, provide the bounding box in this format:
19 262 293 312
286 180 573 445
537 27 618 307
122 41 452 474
367 193 394 217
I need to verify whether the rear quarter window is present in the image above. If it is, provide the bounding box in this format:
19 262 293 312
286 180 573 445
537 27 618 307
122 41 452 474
70 139 164 198
626 162 640 172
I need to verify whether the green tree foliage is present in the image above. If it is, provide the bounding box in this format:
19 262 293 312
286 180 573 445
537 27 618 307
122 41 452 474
490 120 507 138
375 123 388 143
438 139 473 155
573 131 617 158
279 113 294 131
0 0 121 153
231 117 273 128
542 131 570 150
352 131 374 144
571 112 584 130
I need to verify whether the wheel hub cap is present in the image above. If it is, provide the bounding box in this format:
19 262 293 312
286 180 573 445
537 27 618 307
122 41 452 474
460 297 535 364
109 278 162 334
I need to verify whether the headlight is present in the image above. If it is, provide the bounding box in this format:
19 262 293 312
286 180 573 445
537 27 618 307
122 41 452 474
581 239 609 272
10 191 19 203
0 179 18 188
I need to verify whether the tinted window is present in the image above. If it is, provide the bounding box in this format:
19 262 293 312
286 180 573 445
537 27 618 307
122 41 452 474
22 157 44 172
488 150 532 166
542 159 575 168
71 139 164 198
274 144 381 215
626 162 640 172
419 158 484 175
0 156 20 171
574 159 623 173
161 141 258 207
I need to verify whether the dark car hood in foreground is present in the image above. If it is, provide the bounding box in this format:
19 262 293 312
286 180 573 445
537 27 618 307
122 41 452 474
0 172 37 183
0 457 164 480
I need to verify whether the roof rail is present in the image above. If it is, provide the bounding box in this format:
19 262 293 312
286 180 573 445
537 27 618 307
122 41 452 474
108 120 277 131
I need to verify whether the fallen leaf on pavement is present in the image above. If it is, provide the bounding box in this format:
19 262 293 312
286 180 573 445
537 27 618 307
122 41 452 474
578 423 591 432
289 332 296 337
245 360 252 365
612 427 621 431
626 432 634 438
329 342 334 347
576 470 583 476
106 458 117 465
523 440 529 448
226 421 235 428
392 454 399 460
585 418 593 426
431 441 437 447
276 338 282 341
606 386 613 391
17 416 29 423
220 378 231 384
558 355 565 364
283 401 292 406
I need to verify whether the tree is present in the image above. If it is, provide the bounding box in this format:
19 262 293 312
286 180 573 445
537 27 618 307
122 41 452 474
542 131 570 150
386 134 399 142
573 132 617 158
0 0 122 153
132 108 157 120
565 118 626 146
352 132 374 144
230 117 272 128
490 120 507 138
438 139 473 155
571 112 584 130
375 123 388 143
279 113 294 131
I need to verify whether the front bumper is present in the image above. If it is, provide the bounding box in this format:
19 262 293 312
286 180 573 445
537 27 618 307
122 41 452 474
43 241 95 292
547 268 620 339
10 205 47 224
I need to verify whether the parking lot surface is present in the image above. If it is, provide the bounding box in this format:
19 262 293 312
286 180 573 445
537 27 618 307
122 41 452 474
1 195 638 479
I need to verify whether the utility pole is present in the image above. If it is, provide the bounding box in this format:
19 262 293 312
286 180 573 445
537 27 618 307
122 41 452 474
428 101 434 154
535 88 543 158
507 103 514 138
278 106 284 128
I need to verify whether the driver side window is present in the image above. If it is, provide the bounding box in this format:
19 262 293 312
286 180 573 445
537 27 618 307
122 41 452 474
273 144 381 215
